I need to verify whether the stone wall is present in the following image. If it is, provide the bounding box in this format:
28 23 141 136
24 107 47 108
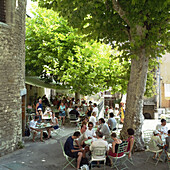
0 0 26 156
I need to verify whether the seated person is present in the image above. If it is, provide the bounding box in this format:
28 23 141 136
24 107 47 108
69 106 80 120
75 124 88 147
108 133 124 157
43 107 52 117
126 128 135 158
148 130 163 159
85 105 93 117
89 112 97 127
85 122 96 139
165 130 170 160
64 131 83 169
90 131 109 156
29 116 43 142
98 118 111 139
51 112 59 130
66 104 73 119
82 117 89 126
156 119 168 134
37 108 43 123
107 113 117 131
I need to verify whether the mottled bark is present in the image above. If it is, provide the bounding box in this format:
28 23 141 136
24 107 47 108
120 48 149 151
75 92 80 101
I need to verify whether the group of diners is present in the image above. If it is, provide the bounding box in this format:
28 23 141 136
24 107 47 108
148 119 170 161
64 121 135 170
35 97 99 126
29 112 59 142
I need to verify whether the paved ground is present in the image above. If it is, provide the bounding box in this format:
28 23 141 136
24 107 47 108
0 120 169 170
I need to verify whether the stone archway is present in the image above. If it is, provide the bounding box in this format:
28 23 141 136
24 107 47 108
143 113 152 119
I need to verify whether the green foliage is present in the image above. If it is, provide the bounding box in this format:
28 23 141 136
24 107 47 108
26 7 130 95
33 0 169 97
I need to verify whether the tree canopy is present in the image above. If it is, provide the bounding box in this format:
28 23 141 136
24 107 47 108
32 0 169 150
26 7 130 95
34 0 169 57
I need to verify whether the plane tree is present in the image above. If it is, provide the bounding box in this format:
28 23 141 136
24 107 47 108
34 0 169 150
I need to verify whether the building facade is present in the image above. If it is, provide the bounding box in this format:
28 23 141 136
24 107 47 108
0 0 26 156
160 53 170 108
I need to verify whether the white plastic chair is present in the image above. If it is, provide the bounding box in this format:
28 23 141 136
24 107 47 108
145 143 163 166
143 130 153 146
60 140 76 170
70 114 81 128
109 142 128 170
89 147 107 169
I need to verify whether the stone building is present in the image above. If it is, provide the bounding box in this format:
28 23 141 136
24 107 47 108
160 53 170 108
0 0 27 156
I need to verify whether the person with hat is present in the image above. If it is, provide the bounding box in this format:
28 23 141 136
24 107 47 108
37 107 43 123
148 130 163 160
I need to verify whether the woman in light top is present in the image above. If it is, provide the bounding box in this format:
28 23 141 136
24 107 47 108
51 112 59 130
59 101 66 125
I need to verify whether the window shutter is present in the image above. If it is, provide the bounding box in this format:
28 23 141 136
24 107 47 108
0 0 6 23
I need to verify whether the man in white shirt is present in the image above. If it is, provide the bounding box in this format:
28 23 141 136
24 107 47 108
156 119 168 134
90 131 109 153
85 122 96 139
75 124 88 147
89 112 97 127
92 103 99 117
29 116 43 142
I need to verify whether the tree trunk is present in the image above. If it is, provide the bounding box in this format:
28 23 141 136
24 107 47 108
120 48 149 151
75 92 80 101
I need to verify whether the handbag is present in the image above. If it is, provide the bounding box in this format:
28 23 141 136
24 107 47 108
80 164 89 170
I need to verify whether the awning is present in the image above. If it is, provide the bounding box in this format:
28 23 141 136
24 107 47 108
25 76 70 93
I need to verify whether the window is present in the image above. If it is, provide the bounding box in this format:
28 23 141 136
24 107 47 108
0 0 6 23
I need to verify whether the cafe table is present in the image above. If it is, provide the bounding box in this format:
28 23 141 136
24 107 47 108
35 123 52 130
42 114 52 120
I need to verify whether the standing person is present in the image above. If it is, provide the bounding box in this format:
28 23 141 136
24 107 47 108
64 131 83 170
92 103 99 118
117 102 125 124
59 101 66 125
36 98 43 114
108 113 117 131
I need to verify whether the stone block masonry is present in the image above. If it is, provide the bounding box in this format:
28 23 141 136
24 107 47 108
0 0 26 156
